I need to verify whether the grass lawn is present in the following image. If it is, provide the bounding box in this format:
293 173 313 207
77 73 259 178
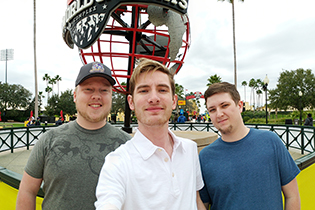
0 122 25 128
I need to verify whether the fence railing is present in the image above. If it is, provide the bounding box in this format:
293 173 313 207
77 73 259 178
1 123 315 154
0 125 56 153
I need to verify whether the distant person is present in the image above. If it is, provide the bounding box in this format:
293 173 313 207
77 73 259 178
35 117 41 126
199 82 300 210
95 58 205 210
304 113 313 126
174 113 179 122
26 117 33 127
28 120 36 127
177 113 186 123
55 118 63 126
16 61 131 210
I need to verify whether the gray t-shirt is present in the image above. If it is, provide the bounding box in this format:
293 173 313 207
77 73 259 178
25 120 131 210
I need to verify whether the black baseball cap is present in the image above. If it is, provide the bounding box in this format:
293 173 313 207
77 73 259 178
75 62 116 86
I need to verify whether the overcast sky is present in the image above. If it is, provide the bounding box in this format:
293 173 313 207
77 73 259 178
0 0 314 113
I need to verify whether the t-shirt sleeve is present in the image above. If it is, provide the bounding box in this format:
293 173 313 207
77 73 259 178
24 133 49 179
95 151 127 210
273 133 300 186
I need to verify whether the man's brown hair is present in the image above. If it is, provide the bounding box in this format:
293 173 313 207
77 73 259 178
129 58 175 96
204 82 241 105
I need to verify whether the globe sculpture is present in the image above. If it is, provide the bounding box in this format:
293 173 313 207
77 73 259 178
79 4 190 94
63 1 190 132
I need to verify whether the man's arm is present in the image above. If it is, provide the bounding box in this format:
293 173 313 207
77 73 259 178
282 177 300 210
16 171 43 210
196 191 207 210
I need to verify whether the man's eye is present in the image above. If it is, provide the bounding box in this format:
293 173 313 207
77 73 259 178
222 104 229 108
159 89 167 92
139 89 147 93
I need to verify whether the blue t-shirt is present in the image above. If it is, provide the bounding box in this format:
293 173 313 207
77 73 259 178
199 128 300 210
177 115 186 123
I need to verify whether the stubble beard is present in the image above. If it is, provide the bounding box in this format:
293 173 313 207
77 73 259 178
218 125 233 135
76 104 109 123
136 109 171 127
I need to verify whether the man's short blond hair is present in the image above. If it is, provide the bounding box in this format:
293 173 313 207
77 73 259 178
129 58 175 96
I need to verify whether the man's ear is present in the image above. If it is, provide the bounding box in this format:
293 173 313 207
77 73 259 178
73 91 76 103
238 100 243 112
172 94 178 110
127 95 134 111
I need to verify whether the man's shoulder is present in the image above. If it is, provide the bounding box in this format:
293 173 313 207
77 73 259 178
106 124 132 140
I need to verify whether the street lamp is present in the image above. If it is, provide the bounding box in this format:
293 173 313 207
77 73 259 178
299 91 303 125
263 75 269 124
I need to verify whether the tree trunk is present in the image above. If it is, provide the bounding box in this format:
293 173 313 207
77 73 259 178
34 0 39 118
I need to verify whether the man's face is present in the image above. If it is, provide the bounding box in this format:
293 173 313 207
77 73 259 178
128 71 177 128
74 77 112 125
206 92 242 135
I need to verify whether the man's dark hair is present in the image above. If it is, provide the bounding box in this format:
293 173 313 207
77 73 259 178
204 82 240 105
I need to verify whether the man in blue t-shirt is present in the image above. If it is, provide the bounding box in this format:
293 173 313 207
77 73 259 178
199 82 300 210
177 113 186 123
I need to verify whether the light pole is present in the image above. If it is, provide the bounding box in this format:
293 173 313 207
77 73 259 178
0 49 14 83
263 75 269 124
299 91 303 125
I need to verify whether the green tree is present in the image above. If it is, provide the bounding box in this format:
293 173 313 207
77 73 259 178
45 90 76 116
58 89 76 116
175 83 184 98
45 94 59 116
268 88 283 119
270 68 315 117
112 91 125 116
0 83 32 114
218 0 244 86
206 74 222 86
27 91 45 115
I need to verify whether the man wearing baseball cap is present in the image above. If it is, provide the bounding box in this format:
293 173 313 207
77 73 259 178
16 62 131 210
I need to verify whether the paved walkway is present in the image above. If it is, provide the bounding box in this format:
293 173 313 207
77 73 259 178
0 131 307 175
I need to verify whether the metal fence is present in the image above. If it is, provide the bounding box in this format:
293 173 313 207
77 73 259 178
1 123 315 154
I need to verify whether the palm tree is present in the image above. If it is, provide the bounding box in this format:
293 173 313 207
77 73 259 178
54 75 62 96
175 83 184 99
45 86 53 100
218 0 244 88
241 81 247 103
49 77 57 95
43 73 51 99
248 78 255 110
207 74 222 86
256 89 262 109
34 0 38 118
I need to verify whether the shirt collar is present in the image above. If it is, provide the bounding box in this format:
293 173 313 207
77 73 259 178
131 128 186 160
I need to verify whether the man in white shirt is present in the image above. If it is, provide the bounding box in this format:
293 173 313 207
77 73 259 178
95 58 205 210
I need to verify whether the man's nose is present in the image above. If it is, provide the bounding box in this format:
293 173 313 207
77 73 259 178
148 90 160 103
